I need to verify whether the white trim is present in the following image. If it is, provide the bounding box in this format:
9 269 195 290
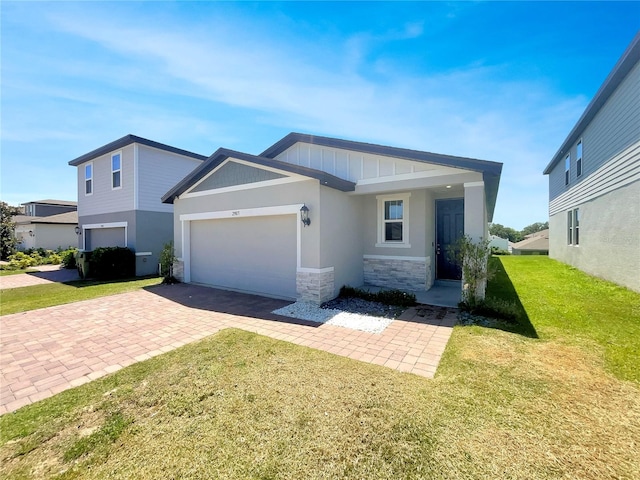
364 255 427 262
135 251 152 256
133 144 139 209
181 176 305 199
297 266 334 273
82 221 128 250
376 192 411 248
180 204 303 222
463 181 485 188
111 151 123 190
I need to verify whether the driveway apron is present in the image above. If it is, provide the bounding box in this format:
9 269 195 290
0 284 455 414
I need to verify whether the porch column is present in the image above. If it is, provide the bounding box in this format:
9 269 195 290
463 181 487 241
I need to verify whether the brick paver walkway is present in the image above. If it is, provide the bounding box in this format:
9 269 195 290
0 284 455 414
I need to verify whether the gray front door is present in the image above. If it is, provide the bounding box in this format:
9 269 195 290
436 199 464 280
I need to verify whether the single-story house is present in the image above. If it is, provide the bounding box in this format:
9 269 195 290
511 229 549 255
162 133 502 303
14 211 79 251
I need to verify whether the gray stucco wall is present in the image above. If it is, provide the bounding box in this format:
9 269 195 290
549 180 639 292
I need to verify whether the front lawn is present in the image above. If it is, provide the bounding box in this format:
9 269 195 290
1 257 638 479
0 268 38 276
0 277 162 316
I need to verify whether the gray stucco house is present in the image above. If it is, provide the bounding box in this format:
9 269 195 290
14 200 78 251
543 32 640 293
163 133 502 303
69 135 206 275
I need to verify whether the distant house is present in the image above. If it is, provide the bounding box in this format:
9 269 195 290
511 229 549 256
14 200 78 251
488 234 509 252
162 132 502 303
543 32 640 292
68 135 206 275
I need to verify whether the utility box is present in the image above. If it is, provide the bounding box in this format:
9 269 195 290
76 250 92 279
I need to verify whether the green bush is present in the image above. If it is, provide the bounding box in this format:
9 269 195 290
459 296 520 322
61 248 77 269
339 285 416 307
7 251 38 269
90 247 135 279
491 246 510 255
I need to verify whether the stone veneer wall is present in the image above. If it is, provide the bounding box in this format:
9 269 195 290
296 269 335 304
363 256 430 291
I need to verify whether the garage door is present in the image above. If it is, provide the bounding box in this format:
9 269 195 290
86 227 126 250
190 214 297 300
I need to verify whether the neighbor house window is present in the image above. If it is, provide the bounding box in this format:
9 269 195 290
111 153 122 189
85 163 93 195
565 154 570 186
567 210 573 245
376 193 411 247
576 140 583 177
573 208 579 245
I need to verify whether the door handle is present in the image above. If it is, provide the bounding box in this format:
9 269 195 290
436 244 441 255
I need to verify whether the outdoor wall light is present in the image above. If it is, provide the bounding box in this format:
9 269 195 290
75 226 81 235
28 230 34 237
300 204 311 227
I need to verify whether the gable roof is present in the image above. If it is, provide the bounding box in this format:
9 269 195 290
161 148 356 204
13 211 78 225
512 229 549 251
543 31 640 175
68 134 207 166
261 132 503 220
21 199 77 207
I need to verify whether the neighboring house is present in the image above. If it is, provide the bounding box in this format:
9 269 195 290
488 234 509 252
14 211 78 251
21 199 77 217
543 32 640 292
511 229 549 256
69 135 206 275
162 133 502 303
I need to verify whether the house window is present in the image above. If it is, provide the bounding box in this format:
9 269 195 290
574 208 579 245
576 140 583 177
567 210 573 245
376 193 411 248
112 153 122 189
565 154 570 186
85 163 93 195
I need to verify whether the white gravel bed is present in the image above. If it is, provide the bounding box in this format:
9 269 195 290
272 301 394 334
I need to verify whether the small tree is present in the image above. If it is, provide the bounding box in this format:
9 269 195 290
449 235 493 309
159 241 178 283
0 202 21 260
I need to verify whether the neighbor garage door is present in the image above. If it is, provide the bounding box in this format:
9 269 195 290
189 214 297 300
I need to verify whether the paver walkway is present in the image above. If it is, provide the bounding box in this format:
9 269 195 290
0 284 456 414
0 265 80 289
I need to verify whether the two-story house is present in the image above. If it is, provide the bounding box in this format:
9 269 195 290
543 32 640 292
69 135 206 276
14 200 78 251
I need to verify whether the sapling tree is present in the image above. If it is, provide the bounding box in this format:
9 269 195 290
449 235 493 308
159 241 178 282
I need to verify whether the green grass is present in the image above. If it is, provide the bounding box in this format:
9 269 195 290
0 276 162 315
1 257 639 479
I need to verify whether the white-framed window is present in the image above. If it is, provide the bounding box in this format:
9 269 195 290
85 163 93 195
565 154 570 186
376 193 411 248
111 152 122 189
576 140 583 177
567 208 580 246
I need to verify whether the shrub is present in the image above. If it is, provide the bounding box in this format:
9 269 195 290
448 235 494 309
159 241 179 284
90 247 135 279
339 285 416 307
491 246 510 255
61 248 77 269
7 251 38 269
459 296 520 323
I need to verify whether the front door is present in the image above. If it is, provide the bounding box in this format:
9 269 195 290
436 199 464 280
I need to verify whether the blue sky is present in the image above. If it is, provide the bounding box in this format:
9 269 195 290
1 1 638 229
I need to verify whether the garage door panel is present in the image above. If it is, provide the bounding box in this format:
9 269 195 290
190 215 297 300
87 227 126 250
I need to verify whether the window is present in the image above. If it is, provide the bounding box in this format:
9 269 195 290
85 163 93 195
376 193 411 247
111 153 122 189
567 208 580 246
576 140 583 177
565 154 570 186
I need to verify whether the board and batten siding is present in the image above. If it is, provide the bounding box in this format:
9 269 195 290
137 145 203 213
77 145 135 217
274 143 465 184
549 60 640 202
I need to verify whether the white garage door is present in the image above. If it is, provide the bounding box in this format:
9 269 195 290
190 214 297 300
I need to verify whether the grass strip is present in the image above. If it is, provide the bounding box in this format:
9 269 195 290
0 276 162 315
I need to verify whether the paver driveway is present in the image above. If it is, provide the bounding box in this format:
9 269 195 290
0 283 455 414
